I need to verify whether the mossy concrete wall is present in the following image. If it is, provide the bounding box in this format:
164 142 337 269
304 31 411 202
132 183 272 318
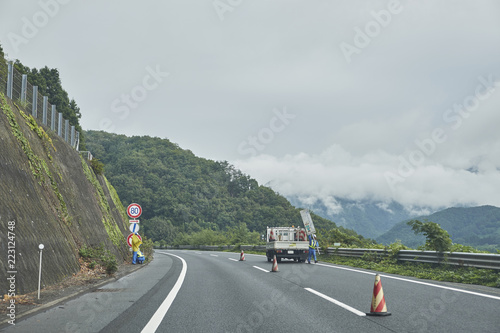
0 94 130 294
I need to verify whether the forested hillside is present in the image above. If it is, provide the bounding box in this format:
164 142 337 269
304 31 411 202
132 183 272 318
376 206 500 252
85 130 372 247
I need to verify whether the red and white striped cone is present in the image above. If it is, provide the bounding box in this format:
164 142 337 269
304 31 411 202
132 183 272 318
239 250 246 261
271 255 279 272
366 274 391 316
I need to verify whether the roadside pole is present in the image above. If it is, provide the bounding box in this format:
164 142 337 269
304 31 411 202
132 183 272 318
38 244 44 299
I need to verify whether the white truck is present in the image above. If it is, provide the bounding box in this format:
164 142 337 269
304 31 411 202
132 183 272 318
265 210 317 263
265 227 309 262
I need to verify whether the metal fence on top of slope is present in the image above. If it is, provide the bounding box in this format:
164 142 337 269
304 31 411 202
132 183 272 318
0 60 80 150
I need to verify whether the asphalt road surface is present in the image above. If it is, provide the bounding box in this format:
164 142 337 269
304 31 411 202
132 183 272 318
2 250 500 332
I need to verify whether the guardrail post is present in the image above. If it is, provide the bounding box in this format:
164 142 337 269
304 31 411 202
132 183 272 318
21 74 27 102
51 105 56 131
58 112 62 136
42 96 48 125
32 86 38 118
6 61 13 98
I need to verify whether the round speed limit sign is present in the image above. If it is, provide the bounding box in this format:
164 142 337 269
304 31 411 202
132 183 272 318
127 203 142 219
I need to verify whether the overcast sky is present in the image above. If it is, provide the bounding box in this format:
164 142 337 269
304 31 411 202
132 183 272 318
2 0 500 211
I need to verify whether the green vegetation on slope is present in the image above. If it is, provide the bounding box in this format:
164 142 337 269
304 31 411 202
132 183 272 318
1 92 69 225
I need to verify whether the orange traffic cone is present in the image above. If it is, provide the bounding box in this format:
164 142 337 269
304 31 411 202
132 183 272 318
366 274 391 316
271 255 279 272
240 250 246 261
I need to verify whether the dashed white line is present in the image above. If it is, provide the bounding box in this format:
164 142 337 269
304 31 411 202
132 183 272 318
253 266 269 273
305 288 366 317
228 258 238 262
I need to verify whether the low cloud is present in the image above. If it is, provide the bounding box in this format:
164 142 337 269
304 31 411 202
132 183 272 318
235 91 500 210
235 144 500 210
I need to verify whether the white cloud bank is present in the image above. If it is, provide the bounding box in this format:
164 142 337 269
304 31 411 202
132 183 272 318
235 84 500 210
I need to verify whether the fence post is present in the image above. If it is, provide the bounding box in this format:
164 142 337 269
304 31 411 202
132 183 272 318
32 86 38 118
51 105 56 131
42 96 48 125
65 119 69 142
7 61 13 98
71 126 75 147
58 112 62 136
75 132 80 151
21 74 27 102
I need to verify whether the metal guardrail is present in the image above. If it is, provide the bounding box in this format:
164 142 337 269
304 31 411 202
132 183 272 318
155 245 500 270
326 248 500 270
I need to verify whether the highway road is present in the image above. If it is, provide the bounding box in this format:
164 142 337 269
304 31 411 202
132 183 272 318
2 250 500 332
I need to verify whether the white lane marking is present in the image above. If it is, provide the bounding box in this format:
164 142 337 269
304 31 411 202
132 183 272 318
316 263 500 301
141 253 187 333
316 263 374 276
305 288 366 317
253 266 269 273
228 258 238 262
210 254 218 257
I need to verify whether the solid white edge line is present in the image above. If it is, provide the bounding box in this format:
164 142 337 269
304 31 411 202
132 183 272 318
253 266 269 273
141 253 187 333
305 288 366 317
316 263 500 301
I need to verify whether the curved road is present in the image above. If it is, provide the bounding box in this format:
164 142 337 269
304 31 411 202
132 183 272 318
3 250 500 332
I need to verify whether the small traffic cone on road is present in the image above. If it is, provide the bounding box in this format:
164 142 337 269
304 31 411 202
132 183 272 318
366 274 391 316
271 255 279 272
240 250 246 261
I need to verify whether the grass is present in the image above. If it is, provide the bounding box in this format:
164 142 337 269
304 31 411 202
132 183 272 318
319 255 500 288
79 244 118 275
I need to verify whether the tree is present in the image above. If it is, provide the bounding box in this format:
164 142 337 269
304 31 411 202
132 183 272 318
13 60 86 149
0 44 7 92
407 219 452 252
143 217 176 243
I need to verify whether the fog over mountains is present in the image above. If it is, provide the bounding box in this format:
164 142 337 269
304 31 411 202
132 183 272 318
286 194 437 239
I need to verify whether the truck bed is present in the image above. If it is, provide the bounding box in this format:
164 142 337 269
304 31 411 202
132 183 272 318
266 241 309 250
266 241 309 262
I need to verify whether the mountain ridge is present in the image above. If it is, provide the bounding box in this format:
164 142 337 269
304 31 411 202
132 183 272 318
285 194 438 239
376 205 500 252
